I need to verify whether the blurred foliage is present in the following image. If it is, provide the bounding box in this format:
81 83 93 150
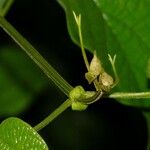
0 46 48 116
58 0 150 107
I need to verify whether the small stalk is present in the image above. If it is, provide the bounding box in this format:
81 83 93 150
0 16 73 96
109 92 150 99
78 16 90 71
73 12 100 91
34 99 71 131
73 12 90 71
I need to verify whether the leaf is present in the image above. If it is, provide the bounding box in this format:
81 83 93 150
0 117 48 150
147 58 150 79
58 0 108 66
0 0 14 16
0 46 47 115
58 0 150 107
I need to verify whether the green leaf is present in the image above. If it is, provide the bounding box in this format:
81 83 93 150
0 117 48 150
58 0 107 66
0 0 14 17
0 46 47 115
58 0 150 107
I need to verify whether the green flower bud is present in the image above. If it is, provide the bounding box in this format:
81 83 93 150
71 102 88 111
69 86 85 101
69 86 89 111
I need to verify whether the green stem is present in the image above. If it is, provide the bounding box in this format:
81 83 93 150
0 16 73 96
77 15 90 71
109 92 150 99
0 0 14 17
34 99 71 131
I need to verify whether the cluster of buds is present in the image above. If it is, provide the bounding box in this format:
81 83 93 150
85 52 115 92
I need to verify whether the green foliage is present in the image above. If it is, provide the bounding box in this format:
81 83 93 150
58 0 107 66
0 47 47 116
58 0 150 107
0 117 48 149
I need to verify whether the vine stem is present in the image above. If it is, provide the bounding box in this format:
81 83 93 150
0 0 14 17
34 99 71 131
0 16 73 96
109 92 150 99
34 91 150 131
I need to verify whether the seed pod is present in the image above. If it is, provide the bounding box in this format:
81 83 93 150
89 53 103 75
85 53 104 84
100 72 114 91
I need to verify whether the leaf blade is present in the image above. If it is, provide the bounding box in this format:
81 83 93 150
58 0 108 65
0 117 48 150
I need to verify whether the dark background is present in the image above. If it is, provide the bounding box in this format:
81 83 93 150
0 0 148 149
